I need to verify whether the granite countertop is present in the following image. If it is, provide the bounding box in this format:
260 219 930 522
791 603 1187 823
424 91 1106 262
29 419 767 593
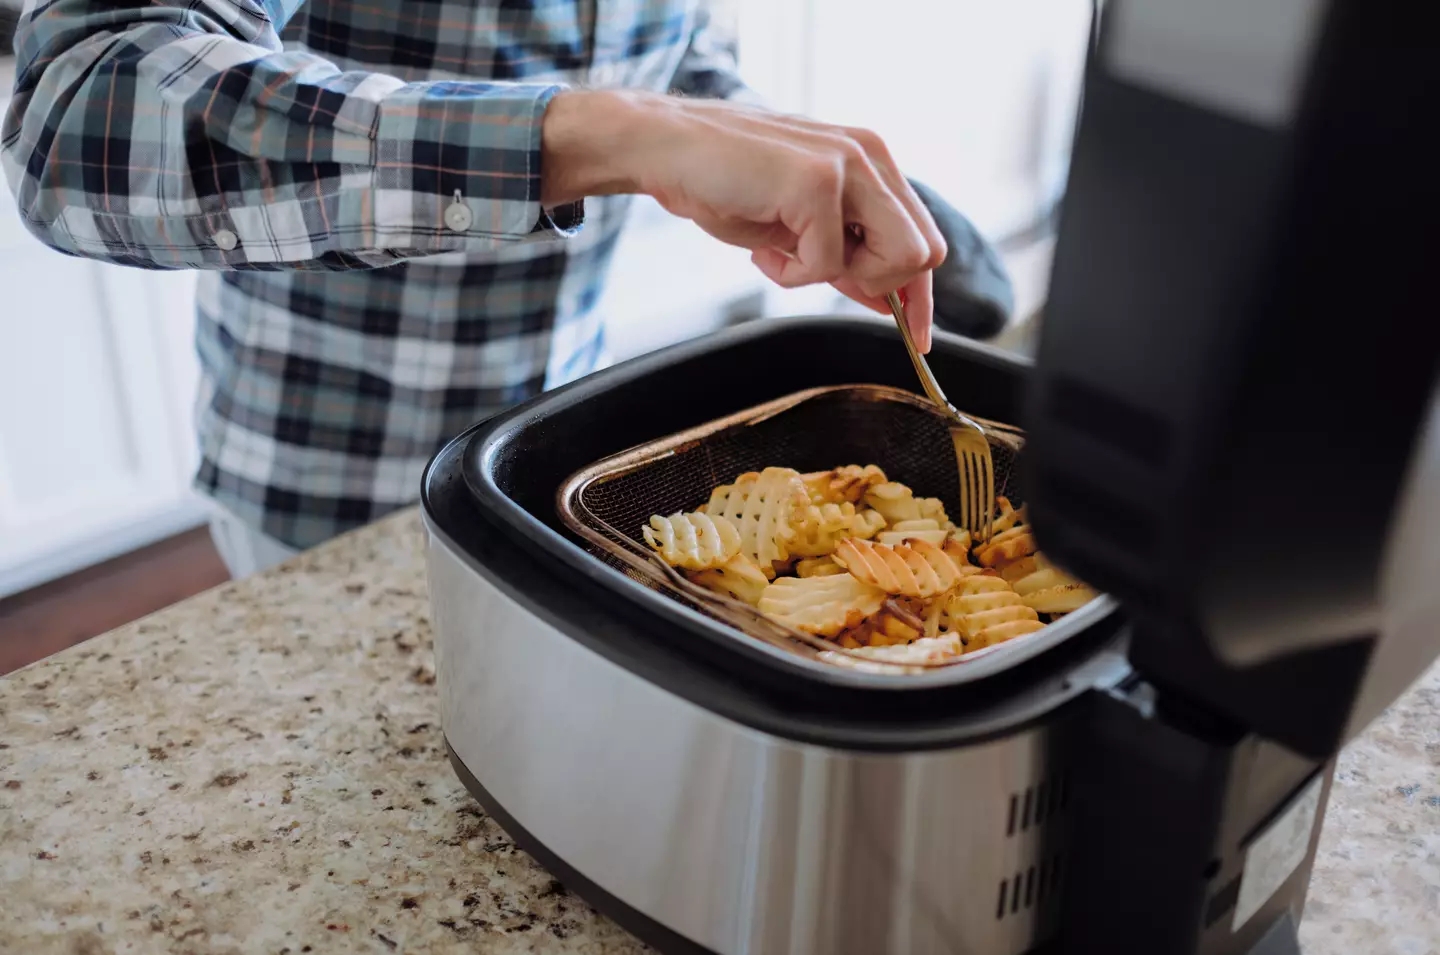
2 508 1436 954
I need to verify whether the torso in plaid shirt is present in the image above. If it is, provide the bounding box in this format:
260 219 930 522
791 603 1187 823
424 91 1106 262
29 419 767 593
3 0 750 549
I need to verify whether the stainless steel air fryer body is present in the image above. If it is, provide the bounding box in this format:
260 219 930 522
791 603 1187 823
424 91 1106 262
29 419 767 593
428 535 1124 955
421 317 1134 955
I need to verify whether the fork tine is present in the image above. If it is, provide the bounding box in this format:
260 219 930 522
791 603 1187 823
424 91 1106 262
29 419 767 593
963 447 980 534
973 450 989 540
966 451 980 533
960 447 977 535
955 439 992 543
950 432 967 529
980 448 995 542
957 449 971 530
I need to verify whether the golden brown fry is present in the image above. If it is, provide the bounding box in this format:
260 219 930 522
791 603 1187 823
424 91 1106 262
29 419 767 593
918 497 952 529
1010 562 1098 613
796 556 846 578
863 482 953 529
922 595 947 640
948 589 1026 616
757 574 888 637
892 519 945 533
953 603 1039 636
703 467 809 576
1011 566 1075 596
868 611 922 646
817 632 966 673
975 525 1038 568
801 464 888 505
836 614 877 647
790 502 886 558
834 537 971 599
966 619 1046 650
1020 583 1097 614
887 595 926 623
954 574 1013 595
944 530 973 564
993 496 1027 534
877 529 949 547
671 465 1071 666
641 511 742 571
998 555 1042 583
874 518 951 547
939 572 1042 647
863 481 918 523
687 553 770 606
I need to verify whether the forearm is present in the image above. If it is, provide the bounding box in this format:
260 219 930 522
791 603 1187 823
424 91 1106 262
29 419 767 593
1 1 577 271
542 89 690 208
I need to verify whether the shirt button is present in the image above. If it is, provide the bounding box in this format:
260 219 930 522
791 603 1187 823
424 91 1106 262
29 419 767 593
212 229 238 251
444 195 473 233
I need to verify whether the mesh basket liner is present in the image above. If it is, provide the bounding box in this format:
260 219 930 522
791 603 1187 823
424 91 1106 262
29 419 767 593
556 385 1030 668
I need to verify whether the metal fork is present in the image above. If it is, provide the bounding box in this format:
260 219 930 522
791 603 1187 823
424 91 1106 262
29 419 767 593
885 290 996 543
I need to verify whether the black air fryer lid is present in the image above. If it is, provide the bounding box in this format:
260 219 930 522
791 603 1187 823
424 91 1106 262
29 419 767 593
1022 0 1440 759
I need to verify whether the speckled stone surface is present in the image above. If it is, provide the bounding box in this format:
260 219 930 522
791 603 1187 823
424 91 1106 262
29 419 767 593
1 508 1436 954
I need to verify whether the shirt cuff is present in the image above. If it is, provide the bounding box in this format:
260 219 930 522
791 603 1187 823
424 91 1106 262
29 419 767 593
370 79 585 250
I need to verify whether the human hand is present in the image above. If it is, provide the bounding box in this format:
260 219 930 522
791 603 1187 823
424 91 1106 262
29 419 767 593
542 91 946 351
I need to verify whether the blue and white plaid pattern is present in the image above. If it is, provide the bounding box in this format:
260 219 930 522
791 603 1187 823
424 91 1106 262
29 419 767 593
3 0 749 548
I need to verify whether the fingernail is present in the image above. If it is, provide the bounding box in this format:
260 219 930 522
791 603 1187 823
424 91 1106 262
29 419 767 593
897 288 909 308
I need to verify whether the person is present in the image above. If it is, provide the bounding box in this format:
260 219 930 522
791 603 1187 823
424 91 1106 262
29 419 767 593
2 1 946 579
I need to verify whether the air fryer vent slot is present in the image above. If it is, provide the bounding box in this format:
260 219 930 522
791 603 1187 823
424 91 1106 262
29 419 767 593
1006 772 1070 837
995 852 1066 920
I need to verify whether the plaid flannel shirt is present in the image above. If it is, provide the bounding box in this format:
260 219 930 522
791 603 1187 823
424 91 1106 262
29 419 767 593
2 0 751 549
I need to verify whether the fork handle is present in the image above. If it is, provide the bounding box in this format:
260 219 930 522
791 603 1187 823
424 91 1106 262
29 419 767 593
886 291 950 407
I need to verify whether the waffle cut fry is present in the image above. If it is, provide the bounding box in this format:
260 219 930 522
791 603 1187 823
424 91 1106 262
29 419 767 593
997 554 1043 584
975 497 1098 615
972 497 1034 569
641 511 742 571
687 553 770 607
942 575 1043 650
941 531 975 569
832 599 922 648
867 607 925 646
993 496 1026 533
703 467 809 577
876 518 950 547
818 632 966 674
758 574 888 637
1013 566 1099 614
801 464 888 505
791 502 887 557
863 481 953 530
974 523 1038 568
795 556 846 578
833 537 975 599
633 461 1091 672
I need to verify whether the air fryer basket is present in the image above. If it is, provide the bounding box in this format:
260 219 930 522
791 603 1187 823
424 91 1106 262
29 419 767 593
557 383 1068 670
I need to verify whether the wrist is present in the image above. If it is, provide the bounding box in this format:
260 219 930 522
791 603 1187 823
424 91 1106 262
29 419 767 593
541 88 666 206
